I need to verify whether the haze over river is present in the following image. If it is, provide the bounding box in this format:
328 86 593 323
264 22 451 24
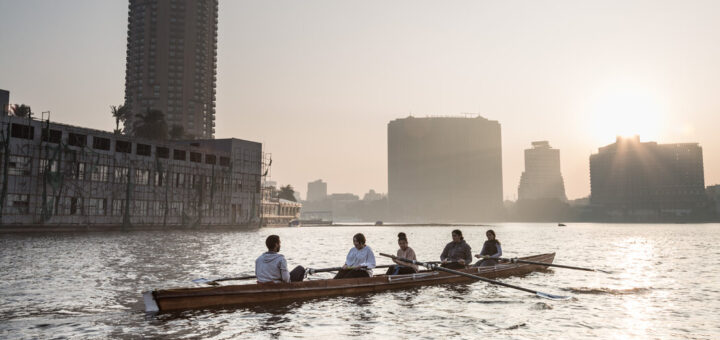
1 223 719 339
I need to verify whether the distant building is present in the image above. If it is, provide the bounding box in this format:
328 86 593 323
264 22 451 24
260 183 302 227
124 0 218 138
0 114 262 229
590 136 708 221
517 141 567 201
0 89 9 115
707 185 720 218
363 189 384 201
388 115 503 222
306 179 327 202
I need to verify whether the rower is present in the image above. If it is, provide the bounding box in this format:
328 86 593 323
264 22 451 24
334 233 376 279
440 229 472 269
474 229 502 266
255 235 305 283
385 232 418 275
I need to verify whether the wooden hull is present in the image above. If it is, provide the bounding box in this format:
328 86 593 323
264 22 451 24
145 253 555 312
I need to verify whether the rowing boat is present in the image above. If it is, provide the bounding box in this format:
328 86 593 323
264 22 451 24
143 252 555 312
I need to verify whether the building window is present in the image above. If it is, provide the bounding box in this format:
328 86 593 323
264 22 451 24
189 152 201 163
42 129 62 143
68 133 87 147
114 167 129 183
74 162 86 180
155 171 164 187
91 165 109 182
112 199 125 216
173 149 186 161
136 143 151 156
8 156 31 176
93 137 111 150
157 147 169 158
88 198 107 216
219 157 230 166
205 154 216 165
10 124 34 140
116 140 132 153
69 197 82 215
39 159 58 174
134 169 150 185
7 194 30 214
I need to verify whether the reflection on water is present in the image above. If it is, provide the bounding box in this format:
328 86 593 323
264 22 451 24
1 223 719 339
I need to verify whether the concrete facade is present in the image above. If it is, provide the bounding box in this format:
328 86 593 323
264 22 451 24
388 116 503 222
124 0 218 138
0 115 261 229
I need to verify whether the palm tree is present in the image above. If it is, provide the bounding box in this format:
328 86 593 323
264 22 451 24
11 104 32 118
133 108 168 140
110 104 129 134
279 185 297 202
169 124 185 140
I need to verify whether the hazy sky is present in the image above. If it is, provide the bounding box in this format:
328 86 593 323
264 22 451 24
2 0 720 200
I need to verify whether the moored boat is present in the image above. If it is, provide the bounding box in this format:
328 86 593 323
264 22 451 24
144 252 555 312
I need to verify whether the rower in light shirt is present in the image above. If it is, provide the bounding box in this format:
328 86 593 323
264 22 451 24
333 233 376 279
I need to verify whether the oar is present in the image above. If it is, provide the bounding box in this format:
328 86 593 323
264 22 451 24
501 257 613 274
194 264 395 285
379 253 571 301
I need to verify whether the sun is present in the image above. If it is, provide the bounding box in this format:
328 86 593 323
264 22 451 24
587 88 666 144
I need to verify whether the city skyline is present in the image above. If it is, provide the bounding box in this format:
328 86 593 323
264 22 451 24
2 1 720 199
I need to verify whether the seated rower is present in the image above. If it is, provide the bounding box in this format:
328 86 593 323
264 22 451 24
440 229 472 269
334 233 376 279
255 235 305 283
385 232 418 275
474 229 502 266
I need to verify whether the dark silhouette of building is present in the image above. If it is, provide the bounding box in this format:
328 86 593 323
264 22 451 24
0 89 9 115
124 0 218 138
388 115 503 222
513 141 569 221
518 141 567 201
590 136 708 221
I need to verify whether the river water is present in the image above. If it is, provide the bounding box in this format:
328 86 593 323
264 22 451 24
1 223 719 339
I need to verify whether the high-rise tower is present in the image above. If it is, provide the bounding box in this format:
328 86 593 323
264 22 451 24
387 116 504 222
517 141 567 201
124 0 218 138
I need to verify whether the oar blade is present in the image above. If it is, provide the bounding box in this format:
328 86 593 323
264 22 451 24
192 278 211 284
536 291 572 301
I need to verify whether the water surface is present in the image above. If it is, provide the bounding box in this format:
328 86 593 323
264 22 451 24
1 223 719 339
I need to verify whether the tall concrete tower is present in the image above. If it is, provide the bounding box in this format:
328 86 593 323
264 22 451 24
124 0 218 138
517 141 567 201
387 116 503 222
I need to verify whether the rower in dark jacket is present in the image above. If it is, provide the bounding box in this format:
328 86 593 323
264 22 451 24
474 229 502 266
440 229 472 269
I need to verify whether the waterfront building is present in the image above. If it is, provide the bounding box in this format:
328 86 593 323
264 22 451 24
260 183 302 227
363 189 384 201
0 114 262 229
306 179 327 202
388 115 503 222
589 136 708 220
517 141 567 201
124 0 218 138
0 89 8 115
707 185 720 219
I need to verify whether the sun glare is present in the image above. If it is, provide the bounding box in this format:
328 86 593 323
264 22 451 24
587 89 666 144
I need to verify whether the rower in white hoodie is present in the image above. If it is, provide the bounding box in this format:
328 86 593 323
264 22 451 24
255 235 305 283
